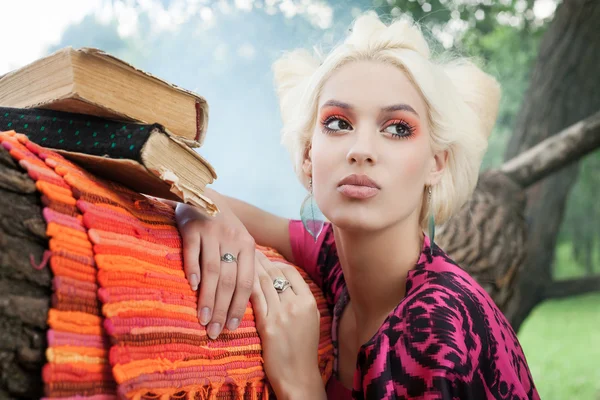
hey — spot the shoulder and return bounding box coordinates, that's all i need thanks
[314,223,346,305]
[406,242,498,320]
[399,244,518,368]
[288,221,344,304]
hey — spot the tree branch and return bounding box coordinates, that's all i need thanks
[500,109,600,188]
[544,275,600,300]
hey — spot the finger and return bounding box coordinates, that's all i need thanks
[250,267,267,321]
[225,247,254,332]
[197,238,220,326]
[255,251,281,312]
[255,250,279,278]
[207,248,239,339]
[181,227,201,291]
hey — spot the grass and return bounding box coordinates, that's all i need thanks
[517,241,600,400]
[518,293,600,399]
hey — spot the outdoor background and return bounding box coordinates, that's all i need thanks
[1,1,598,398]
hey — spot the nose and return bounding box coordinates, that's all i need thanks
[346,129,377,166]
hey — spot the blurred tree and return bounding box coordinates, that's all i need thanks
[501,0,600,329]
[561,152,600,275]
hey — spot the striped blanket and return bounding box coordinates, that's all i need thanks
[0,130,333,400]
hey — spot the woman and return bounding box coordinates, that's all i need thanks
[174,12,540,399]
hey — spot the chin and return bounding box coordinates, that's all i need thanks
[323,204,388,233]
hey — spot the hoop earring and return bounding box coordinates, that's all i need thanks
[300,177,325,242]
[428,186,436,252]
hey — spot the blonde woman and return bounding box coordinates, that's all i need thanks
[173,12,540,399]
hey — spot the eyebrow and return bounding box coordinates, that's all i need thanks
[321,100,419,117]
[382,104,419,117]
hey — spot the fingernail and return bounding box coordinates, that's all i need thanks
[200,307,211,325]
[207,323,221,340]
[189,274,199,290]
[227,318,240,331]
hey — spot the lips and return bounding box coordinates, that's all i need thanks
[338,174,380,188]
[337,174,380,199]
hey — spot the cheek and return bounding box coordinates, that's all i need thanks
[389,142,431,185]
[403,155,428,178]
[310,132,339,178]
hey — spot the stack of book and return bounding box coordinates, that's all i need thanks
[0,47,218,215]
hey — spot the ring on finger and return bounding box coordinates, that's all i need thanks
[220,252,238,263]
[273,277,292,293]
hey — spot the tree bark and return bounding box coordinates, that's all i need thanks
[0,147,50,399]
[503,0,600,331]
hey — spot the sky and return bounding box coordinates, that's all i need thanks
[0,0,337,75]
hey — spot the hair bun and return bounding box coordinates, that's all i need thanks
[272,49,320,124]
[346,12,431,59]
[442,60,501,138]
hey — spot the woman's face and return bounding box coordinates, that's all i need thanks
[304,60,445,233]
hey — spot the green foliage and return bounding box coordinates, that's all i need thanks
[375,0,543,45]
[462,23,545,169]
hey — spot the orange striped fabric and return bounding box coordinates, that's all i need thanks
[0,131,333,400]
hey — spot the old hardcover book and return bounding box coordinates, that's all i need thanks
[0,47,208,146]
[0,106,218,215]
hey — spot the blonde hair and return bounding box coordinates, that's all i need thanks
[273,11,500,228]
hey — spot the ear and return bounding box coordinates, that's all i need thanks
[427,150,448,186]
[301,145,313,179]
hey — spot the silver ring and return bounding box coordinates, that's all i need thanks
[220,253,237,263]
[273,277,291,293]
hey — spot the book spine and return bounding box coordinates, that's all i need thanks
[194,101,202,142]
[0,106,155,161]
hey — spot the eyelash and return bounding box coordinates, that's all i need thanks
[320,116,417,139]
[321,115,351,135]
[383,119,417,139]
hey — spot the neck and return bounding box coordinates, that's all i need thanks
[333,216,423,341]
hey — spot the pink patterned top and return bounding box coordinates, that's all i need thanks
[289,220,540,400]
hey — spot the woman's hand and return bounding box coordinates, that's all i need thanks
[175,196,256,340]
[251,251,326,400]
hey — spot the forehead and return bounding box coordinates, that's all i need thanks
[318,60,427,115]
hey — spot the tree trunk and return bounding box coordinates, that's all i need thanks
[503,0,600,330]
[0,147,50,399]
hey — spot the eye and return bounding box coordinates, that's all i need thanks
[324,117,352,132]
[383,121,416,139]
